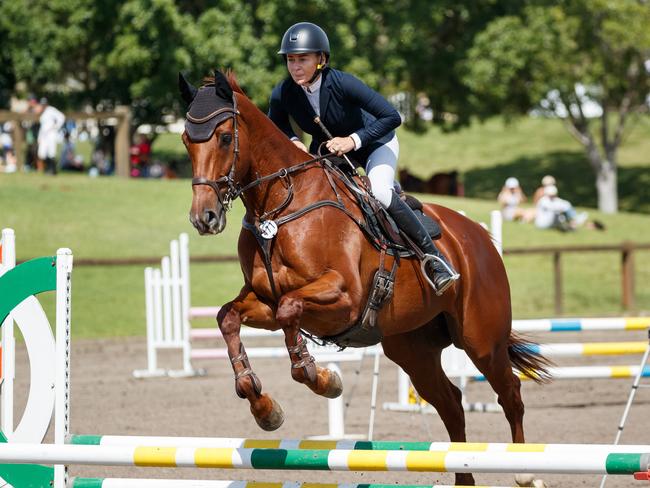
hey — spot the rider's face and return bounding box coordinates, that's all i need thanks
[287,53,322,86]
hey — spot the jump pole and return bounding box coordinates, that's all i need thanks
[67,435,650,453]
[0,444,647,475]
[512,317,650,332]
[70,480,512,488]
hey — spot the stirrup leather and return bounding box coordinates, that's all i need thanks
[420,254,460,296]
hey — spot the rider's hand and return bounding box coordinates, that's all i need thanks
[291,139,309,153]
[326,136,355,156]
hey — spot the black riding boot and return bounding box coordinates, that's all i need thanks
[45,157,57,175]
[386,191,459,295]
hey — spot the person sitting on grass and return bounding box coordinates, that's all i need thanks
[497,177,532,222]
[533,174,557,204]
[534,185,604,232]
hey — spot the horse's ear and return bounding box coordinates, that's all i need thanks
[214,70,233,101]
[178,72,197,105]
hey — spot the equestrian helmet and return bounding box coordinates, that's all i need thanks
[278,22,330,57]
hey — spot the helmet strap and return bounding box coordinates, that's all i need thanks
[307,53,327,84]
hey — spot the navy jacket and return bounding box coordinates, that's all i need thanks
[268,68,401,165]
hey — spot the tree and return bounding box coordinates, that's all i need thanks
[0,0,96,108]
[99,0,197,129]
[462,1,650,213]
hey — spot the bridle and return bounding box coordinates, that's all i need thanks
[188,92,337,216]
[190,95,241,211]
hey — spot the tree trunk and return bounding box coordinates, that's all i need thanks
[586,142,618,214]
[595,159,618,214]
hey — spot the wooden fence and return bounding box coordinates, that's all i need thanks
[503,241,650,314]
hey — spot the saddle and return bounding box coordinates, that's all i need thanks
[323,155,441,257]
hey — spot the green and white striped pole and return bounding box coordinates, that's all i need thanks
[70,480,512,488]
[0,444,647,475]
[69,434,650,455]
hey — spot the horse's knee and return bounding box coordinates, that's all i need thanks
[276,296,304,327]
[217,303,240,334]
[216,302,231,325]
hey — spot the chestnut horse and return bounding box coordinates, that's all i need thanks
[181,71,548,486]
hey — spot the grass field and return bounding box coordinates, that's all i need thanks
[1,173,648,338]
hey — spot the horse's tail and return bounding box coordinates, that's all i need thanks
[507,332,553,384]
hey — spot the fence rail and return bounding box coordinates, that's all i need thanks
[24,242,650,315]
[503,241,650,314]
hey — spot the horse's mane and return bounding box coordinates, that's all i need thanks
[201,70,245,95]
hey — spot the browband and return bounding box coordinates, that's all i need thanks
[186,106,238,124]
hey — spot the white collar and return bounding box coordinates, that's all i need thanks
[301,74,322,94]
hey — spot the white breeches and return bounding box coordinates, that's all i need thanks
[366,134,399,208]
[38,136,58,160]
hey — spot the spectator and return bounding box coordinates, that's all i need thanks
[0,122,17,173]
[535,185,590,231]
[497,177,531,222]
[30,97,65,175]
[533,174,556,204]
[129,134,152,177]
[63,155,85,173]
[89,125,116,175]
[23,121,40,171]
[59,132,84,172]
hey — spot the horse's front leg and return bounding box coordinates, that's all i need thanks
[217,292,284,431]
[277,270,352,399]
[283,328,342,398]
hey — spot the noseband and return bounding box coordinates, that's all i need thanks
[190,95,241,210]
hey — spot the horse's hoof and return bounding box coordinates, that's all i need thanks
[322,369,343,399]
[515,474,546,487]
[253,398,285,431]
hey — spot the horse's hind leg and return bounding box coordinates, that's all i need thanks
[464,340,525,443]
[464,340,541,487]
[382,320,476,487]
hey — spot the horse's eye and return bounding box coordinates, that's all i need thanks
[220,133,233,145]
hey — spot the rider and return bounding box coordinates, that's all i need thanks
[268,22,459,295]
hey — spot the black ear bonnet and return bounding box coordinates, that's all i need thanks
[182,70,236,142]
[184,86,235,142]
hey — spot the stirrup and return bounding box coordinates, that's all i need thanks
[420,254,460,296]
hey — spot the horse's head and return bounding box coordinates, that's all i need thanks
[180,71,242,235]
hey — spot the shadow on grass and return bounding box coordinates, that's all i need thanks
[463,150,650,213]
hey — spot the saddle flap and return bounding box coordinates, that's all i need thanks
[321,162,442,254]
[366,193,442,248]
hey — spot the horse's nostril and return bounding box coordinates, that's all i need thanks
[203,210,221,227]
